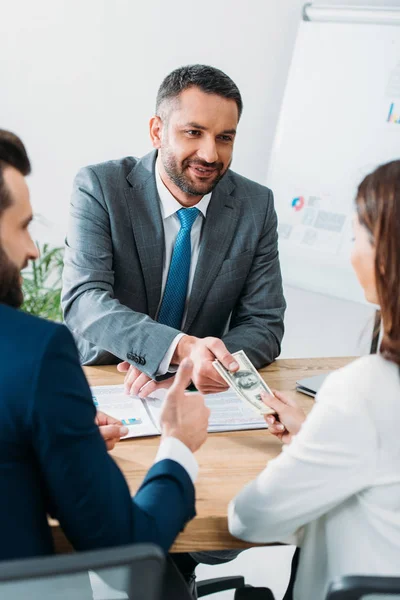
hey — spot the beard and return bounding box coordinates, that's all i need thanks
[0,244,23,308]
[161,147,229,196]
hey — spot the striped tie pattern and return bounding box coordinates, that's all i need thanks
[157,207,200,329]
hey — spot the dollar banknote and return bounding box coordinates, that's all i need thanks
[212,350,275,416]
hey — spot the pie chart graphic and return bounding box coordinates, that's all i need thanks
[291,196,305,212]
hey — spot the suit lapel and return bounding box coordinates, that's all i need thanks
[124,151,164,319]
[184,174,239,331]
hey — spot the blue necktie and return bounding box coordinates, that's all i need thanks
[158,207,199,329]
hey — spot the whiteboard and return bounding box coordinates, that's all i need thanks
[267,10,400,305]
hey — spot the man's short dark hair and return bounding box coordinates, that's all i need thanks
[156,64,243,121]
[0,130,31,215]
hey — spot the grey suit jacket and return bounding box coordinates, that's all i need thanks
[62,150,286,378]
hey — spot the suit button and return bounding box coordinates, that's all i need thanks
[140,357,146,366]
[127,352,140,364]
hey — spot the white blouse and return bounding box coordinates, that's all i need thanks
[228,354,400,600]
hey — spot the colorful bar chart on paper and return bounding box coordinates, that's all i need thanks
[90,384,161,438]
[121,418,143,426]
[387,103,400,124]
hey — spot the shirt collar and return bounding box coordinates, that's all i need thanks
[155,159,211,220]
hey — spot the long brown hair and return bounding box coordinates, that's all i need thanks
[356,160,400,366]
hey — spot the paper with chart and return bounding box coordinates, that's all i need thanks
[266,19,400,304]
[91,385,160,438]
[146,389,267,433]
[91,385,267,440]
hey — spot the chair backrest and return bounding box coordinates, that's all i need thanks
[326,576,400,600]
[0,543,165,600]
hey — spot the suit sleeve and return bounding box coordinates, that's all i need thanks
[61,166,181,377]
[30,324,195,553]
[222,190,286,368]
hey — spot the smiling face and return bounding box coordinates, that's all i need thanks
[150,86,239,206]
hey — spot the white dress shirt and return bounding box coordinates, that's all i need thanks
[154,436,199,483]
[228,354,400,600]
[155,161,212,375]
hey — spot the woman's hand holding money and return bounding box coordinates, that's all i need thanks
[261,390,306,444]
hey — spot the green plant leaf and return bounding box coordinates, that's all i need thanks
[21,242,64,322]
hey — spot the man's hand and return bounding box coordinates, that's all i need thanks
[160,358,210,453]
[117,361,175,398]
[261,390,306,444]
[95,410,129,451]
[172,335,239,394]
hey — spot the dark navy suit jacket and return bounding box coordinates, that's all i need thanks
[0,303,195,561]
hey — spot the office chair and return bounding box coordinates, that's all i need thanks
[0,545,273,600]
[0,543,165,600]
[326,575,400,599]
[197,575,263,596]
[164,558,274,599]
[197,576,274,598]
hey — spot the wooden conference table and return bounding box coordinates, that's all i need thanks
[51,356,353,554]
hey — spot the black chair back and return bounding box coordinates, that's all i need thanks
[326,575,400,600]
[0,543,165,600]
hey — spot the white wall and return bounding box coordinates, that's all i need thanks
[1,0,383,360]
[0,0,304,225]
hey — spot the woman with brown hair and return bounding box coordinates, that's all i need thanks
[228,160,400,600]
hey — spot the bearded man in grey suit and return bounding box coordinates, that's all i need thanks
[62,63,286,596]
[62,64,285,397]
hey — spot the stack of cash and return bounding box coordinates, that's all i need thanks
[213,350,275,416]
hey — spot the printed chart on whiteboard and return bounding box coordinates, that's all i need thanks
[267,16,400,305]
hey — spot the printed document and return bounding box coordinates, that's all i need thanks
[91,385,267,439]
